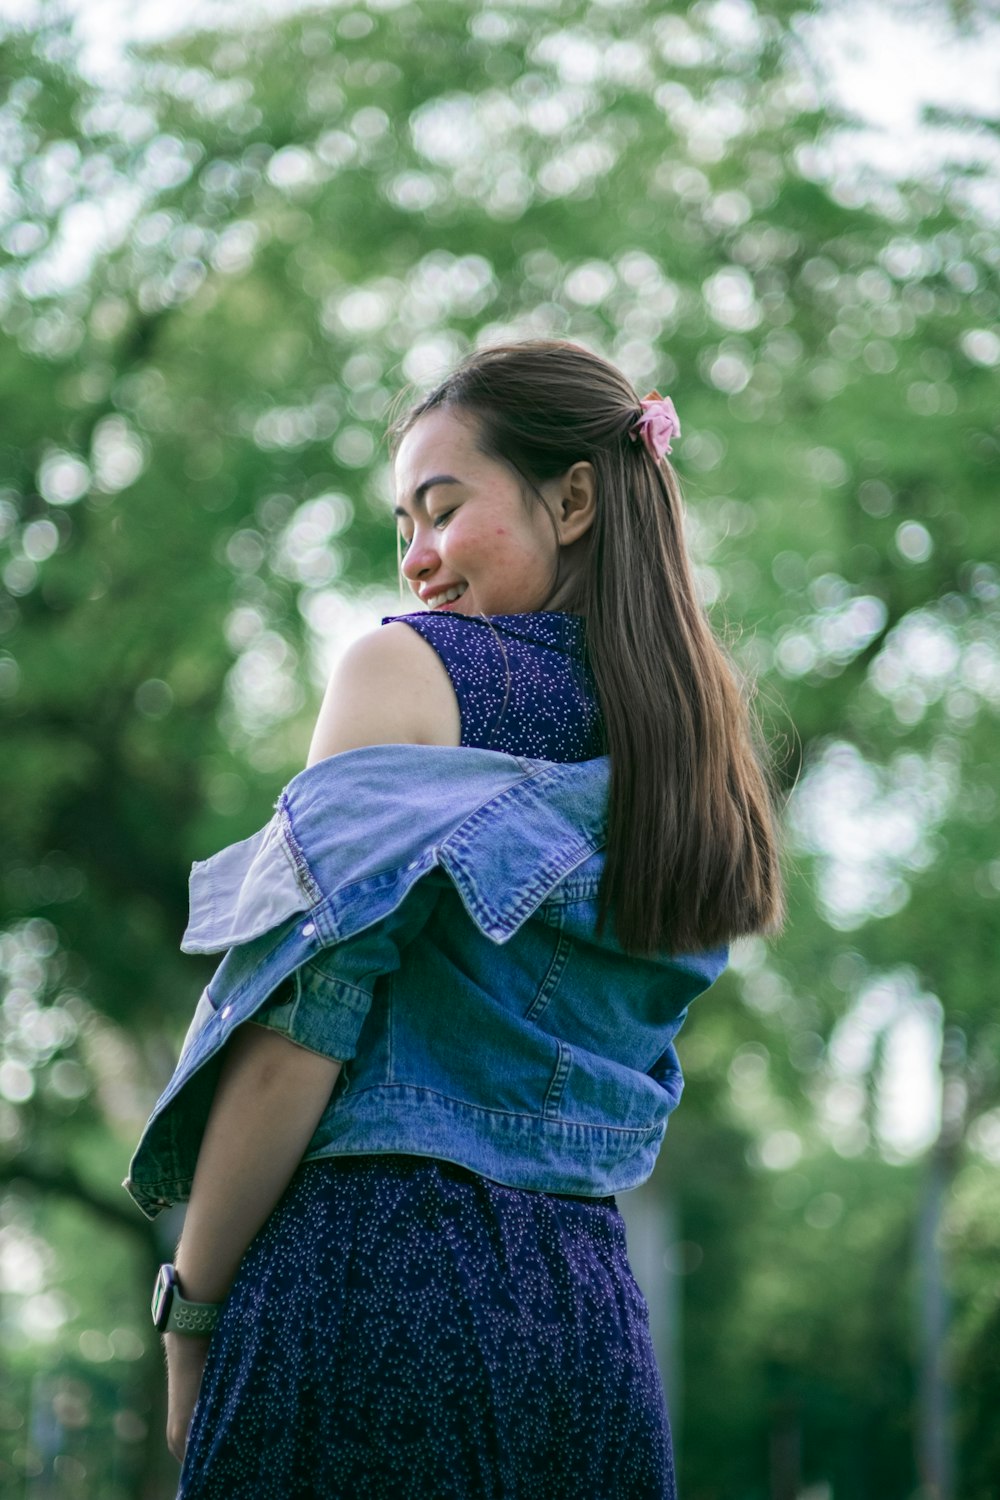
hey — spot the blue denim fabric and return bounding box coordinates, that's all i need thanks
[124,745,727,1218]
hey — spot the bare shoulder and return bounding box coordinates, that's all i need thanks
[306,621,461,765]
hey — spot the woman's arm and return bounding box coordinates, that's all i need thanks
[173,627,457,1306]
[165,1023,341,1460]
[165,623,461,1462]
[174,1023,342,1302]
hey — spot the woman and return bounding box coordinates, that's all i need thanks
[127,339,784,1497]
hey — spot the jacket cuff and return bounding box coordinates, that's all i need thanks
[249,956,372,1062]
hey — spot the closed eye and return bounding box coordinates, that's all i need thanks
[397,508,454,553]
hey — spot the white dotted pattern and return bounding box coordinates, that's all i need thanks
[178,1159,674,1498]
[382,610,605,762]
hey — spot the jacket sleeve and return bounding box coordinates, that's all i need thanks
[241,881,441,1061]
[124,813,445,1219]
[174,783,449,1066]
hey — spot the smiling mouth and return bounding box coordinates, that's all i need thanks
[425,583,469,609]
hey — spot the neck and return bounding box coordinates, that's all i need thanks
[543,538,590,614]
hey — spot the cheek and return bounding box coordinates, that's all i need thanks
[447,516,545,574]
[489,527,540,568]
[454,522,511,563]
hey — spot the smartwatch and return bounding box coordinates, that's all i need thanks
[151,1263,221,1336]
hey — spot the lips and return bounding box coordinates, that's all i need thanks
[423,582,469,609]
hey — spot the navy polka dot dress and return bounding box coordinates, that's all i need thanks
[384,610,606,762]
[177,613,674,1500]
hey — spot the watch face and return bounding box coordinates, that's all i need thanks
[151,1263,175,1331]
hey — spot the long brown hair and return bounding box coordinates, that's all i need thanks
[387,339,785,958]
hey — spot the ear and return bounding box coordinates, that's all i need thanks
[553,461,596,546]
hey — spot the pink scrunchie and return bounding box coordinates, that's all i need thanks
[629,391,681,462]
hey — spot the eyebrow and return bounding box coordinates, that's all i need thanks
[392,474,461,519]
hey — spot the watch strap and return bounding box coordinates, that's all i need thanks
[152,1263,221,1336]
[165,1293,221,1336]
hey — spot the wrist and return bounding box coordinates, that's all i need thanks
[175,1242,237,1307]
[173,1266,231,1306]
[152,1264,223,1337]
[164,1327,212,1353]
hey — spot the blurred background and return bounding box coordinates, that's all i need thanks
[0,0,998,1495]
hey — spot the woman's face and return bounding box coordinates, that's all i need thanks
[393,408,564,616]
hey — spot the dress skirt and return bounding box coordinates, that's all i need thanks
[177,1155,675,1499]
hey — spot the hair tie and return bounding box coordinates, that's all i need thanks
[629,391,681,462]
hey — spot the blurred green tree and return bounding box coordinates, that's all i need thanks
[1,0,997,1495]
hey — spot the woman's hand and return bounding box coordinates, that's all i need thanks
[165,1331,211,1464]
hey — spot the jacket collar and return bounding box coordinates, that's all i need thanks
[182,745,610,954]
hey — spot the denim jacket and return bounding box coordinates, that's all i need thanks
[125,745,728,1219]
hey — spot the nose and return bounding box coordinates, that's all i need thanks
[400,528,438,581]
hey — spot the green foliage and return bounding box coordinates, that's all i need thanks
[1,1,998,1495]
